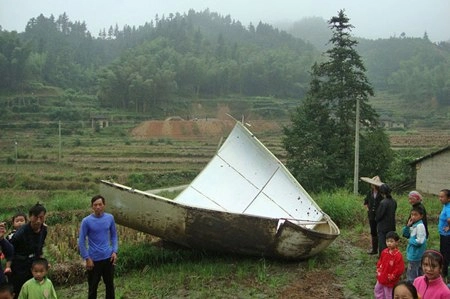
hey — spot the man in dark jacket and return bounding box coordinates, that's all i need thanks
[376,184,397,255]
[9,203,47,298]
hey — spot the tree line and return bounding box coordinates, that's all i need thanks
[1,9,449,112]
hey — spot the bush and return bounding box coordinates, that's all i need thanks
[385,148,426,186]
[315,189,366,228]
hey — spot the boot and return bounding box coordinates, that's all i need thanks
[367,236,377,255]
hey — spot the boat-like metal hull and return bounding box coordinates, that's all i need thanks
[101,122,339,259]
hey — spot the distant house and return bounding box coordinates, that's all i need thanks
[391,121,406,129]
[91,115,109,129]
[380,117,406,129]
[410,145,450,195]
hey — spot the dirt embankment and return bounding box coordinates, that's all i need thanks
[131,118,283,140]
[389,133,450,148]
[131,116,450,149]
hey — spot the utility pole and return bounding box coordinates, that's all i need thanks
[58,120,61,163]
[353,97,360,195]
[15,140,18,173]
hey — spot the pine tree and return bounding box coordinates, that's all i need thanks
[283,9,392,192]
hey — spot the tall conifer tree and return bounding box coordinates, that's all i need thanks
[283,10,392,192]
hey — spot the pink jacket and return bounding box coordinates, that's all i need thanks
[413,275,450,299]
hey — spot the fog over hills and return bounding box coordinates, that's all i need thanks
[1,0,449,42]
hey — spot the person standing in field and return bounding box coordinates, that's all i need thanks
[374,231,405,299]
[17,258,57,299]
[78,195,118,299]
[437,189,450,282]
[6,213,27,242]
[402,205,427,282]
[405,191,429,239]
[9,203,47,299]
[361,175,384,255]
[376,184,397,255]
[413,250,450,299]
[0,222,14,284]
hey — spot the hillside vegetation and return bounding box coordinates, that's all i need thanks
[1,9,450,298]
[0,9,449,127]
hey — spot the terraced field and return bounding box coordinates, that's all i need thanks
[388,130,450,149]
[0,119,286,193]
[2,117,449,194]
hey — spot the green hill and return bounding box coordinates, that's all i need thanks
[0,9,449,131]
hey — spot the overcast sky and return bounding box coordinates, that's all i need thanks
[1,0,449,42]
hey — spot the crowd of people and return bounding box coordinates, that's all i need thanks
[0,195,118,299]
[362,175,450,299]
[3,181,450,298]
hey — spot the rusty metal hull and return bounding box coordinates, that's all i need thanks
[101,181,338,259]
[101,122,339,259]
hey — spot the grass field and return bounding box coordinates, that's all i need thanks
[0,116,448,298]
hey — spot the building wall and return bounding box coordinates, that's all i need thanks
[415,150,450,195]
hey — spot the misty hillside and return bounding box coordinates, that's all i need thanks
[0,9,449,127]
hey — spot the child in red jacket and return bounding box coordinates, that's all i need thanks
[375,231,405,299]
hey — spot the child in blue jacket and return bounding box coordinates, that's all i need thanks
[402,205,427,282]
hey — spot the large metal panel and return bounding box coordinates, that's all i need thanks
[175,155,260,212]
[176,122,322,223]
[100,122,340,260]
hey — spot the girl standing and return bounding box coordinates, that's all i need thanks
[413,250,450,299]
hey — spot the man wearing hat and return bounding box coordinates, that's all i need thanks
[361,176,384,255]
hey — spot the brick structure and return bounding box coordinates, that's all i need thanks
[411,145,450,195]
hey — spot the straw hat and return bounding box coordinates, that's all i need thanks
[360,176,383,186]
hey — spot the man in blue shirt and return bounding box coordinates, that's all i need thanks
[438,189,450,282]
[78,195,118,299]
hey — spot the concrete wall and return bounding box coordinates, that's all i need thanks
[415,150,450,194]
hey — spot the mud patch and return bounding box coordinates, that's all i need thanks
[279,270,344,299]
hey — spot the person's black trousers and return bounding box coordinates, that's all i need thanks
[10,258,33,299]
[440,234,450,279]
[88,258,115,299]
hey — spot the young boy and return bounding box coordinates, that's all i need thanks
[405,191,428,238]
[17,258,57,299]
[374,231,405,299]
[402,205,427,283]
[6,213,27,241]
[0,283,14,299]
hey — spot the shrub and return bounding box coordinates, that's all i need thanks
[385,148,426,186]
[315,189,366,228]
